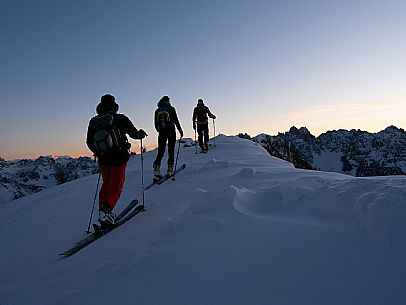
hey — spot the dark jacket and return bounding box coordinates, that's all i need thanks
[87,100,142,167]
[154,99,183,134]
[193,104,215,125]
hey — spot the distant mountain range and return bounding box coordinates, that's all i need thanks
[239,126,406,177]
[0,156,98,204]
[244,125,406,177]
[3,127,406,204]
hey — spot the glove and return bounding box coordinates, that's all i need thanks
[179,130,184,138]
[138,129,148,139]
[193,124,196,130]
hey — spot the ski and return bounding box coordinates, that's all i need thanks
[157,163,186,184]
[144,177,162,190]
[59,199,143,257]
[114,199,140,222]
[144,163,186,190]
[143,179,160,191]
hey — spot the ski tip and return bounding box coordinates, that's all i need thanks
[59,251,73,257]
[130,199,139,206]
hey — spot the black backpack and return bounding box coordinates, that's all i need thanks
[156,106,172,132]
[195,106,208,122]
[89,114,123,154]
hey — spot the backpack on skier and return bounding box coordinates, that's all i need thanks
[194,106,208,123]
[89,113,122,154]
[156,106,172,132]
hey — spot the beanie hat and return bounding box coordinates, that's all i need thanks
[161,95,170,102]
[101,94,116,104]
[96,94,119,114]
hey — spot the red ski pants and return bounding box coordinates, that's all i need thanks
[99,163,127,210]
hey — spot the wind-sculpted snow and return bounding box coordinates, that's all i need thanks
[185,187,236,222]
[232,186,285,218]
[319,177,406,243]
[1,135,406,305]
[231,174,406,243]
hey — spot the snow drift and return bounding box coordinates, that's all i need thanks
[1,136,405,305]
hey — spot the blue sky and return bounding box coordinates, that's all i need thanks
[1,0,406,159]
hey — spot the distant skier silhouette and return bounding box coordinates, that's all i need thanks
[193,98,216,152]
[153,95,183,181]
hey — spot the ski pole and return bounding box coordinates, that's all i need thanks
[194,126,198,154]
[172,136,182,181]
[86,170,101,233]
[213,118,216,147]
[140,138,145,210]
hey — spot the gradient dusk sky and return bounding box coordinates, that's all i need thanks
[1,0,406,160]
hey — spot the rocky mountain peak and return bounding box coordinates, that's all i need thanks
[253,125,406,177]
[0,156,99,204]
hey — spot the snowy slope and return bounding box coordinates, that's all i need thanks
[1,136,406,305]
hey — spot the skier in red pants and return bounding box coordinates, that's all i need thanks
[86,94,147,228]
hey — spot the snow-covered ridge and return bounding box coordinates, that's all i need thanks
[1,135,406,305]
[0,155,98,204]
[252,125,406,176]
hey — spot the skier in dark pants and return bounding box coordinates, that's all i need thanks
[153,95,183,180]
[193,98,216,152]
[86,94,147,228]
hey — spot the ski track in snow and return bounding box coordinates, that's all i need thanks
[1,136,406,305]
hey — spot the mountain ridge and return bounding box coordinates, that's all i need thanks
[0,155,98,204]
[248,125,406,176]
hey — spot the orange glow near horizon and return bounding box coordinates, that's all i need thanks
[226,100,406,138]
[3,101,405,161]
[1,143,160,161]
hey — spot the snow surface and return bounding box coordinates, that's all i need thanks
[311,149,350,174]
[1,135,406,305]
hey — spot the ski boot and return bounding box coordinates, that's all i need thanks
[98,203,115,230]
[153,163,162,182]
[166,164,174,176]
